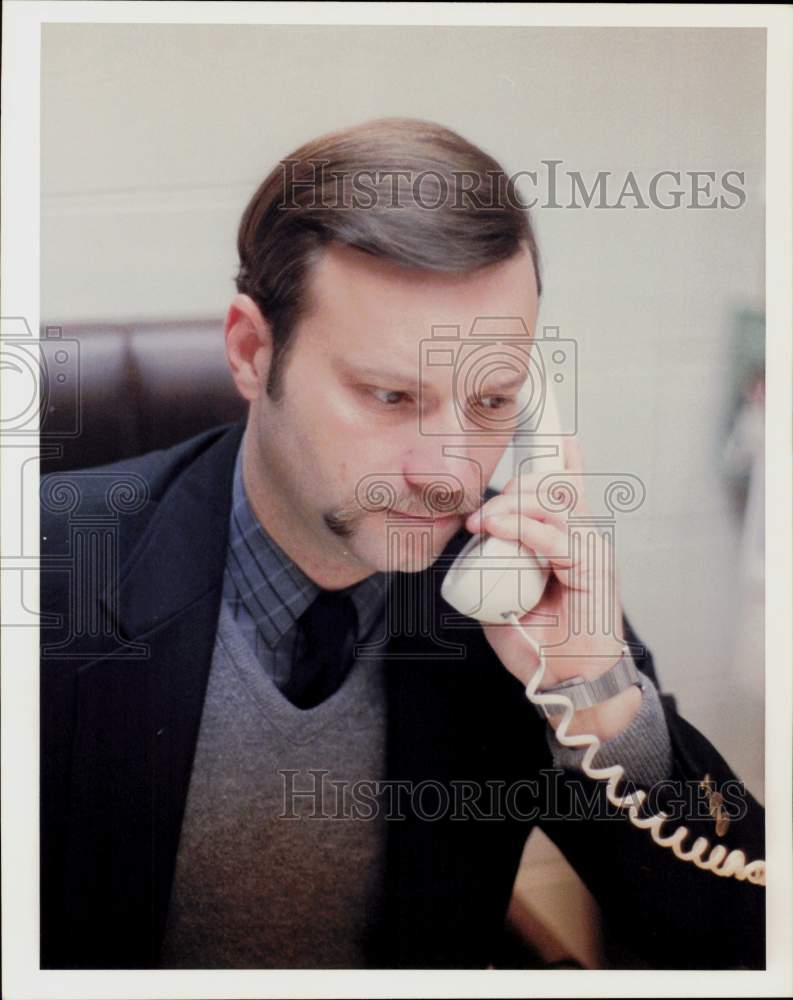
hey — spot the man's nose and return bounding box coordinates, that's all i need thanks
[401,440,478,516]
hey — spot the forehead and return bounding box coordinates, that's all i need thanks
[300,243,539,359]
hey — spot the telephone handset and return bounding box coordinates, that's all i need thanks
[441,382,565,623]
[439,386,766,886]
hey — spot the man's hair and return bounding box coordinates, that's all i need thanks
[235,117,541,400]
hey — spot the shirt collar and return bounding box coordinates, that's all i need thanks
[225,439,388,650]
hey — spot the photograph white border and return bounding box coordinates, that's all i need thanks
[2,3,791,998]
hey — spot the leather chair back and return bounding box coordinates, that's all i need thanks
[40,320,246,474]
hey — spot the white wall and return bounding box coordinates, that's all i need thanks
[41,23,766,796]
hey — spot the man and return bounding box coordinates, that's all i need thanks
[40,118,765,970]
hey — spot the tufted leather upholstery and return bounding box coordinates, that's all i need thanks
[40,320,246,474]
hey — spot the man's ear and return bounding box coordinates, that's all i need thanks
[225,293,272,402]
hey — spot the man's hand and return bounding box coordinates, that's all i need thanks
[464,438,642,742]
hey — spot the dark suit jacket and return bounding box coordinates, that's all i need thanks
[40,421,765,970]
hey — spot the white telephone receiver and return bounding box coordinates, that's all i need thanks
[441,384,565,623]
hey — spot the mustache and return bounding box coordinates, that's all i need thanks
[324,485,486,538]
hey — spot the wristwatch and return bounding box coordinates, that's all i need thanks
[534,649,643,718]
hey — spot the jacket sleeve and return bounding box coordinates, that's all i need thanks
[535,614,765,970]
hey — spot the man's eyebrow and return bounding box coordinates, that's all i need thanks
[342,363,426,387]
[476,371,527,392]
[341,362,527,392]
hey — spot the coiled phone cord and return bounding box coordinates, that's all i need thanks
[507,613,766,886]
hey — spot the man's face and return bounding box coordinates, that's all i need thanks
[246,242,540,583]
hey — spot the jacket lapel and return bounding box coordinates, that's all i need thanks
[63,422,244,966]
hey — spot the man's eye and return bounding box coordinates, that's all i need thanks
[371,388,410,407]
[478,395,516,411]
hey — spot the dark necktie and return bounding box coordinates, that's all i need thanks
[282,589,359,709]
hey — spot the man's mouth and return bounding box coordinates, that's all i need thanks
[387,510,461,522]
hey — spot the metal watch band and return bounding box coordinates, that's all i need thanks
[535,650,643,718]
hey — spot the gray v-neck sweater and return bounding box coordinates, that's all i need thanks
[159,602,388,968]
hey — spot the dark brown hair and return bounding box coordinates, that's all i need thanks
[236,117,541,399]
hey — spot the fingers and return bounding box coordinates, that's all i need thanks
[465,492,569,536]
[478,512,579,577]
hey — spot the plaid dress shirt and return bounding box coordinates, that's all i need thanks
[222,441,389,697]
